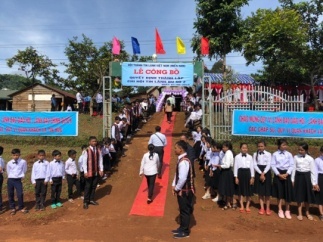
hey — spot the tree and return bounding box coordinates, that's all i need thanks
[7,46,59,111]
[0,74,37,90]
[279,0,323,109]
[240,8,309,86]
[191,0,249,78]
[210,59,226,73]
[62,34,130,96]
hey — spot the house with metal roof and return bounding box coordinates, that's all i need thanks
[9,83,76,111]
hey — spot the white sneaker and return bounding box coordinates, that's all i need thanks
[202,194,211,199]
[212,196,219,202]
[102,175,108,180]
[68,198,74,203]
[97,184,101,188]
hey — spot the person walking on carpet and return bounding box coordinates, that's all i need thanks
[148,126,167,179]
[139,144,160,204]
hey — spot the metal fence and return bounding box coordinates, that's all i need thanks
[206,85,304,140]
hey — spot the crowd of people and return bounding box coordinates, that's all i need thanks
[190,127,323,222]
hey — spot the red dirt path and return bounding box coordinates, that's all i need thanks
[0,112,323,241]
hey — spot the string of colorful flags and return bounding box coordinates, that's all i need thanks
[111,28,209,56]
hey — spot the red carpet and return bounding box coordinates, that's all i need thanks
[129,113,176,216]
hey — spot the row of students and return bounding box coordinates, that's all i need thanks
[198,138,323,221]
[0,136,108,215]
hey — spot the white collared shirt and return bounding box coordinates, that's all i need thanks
[148,132,167,147]
[253,150,272,174]
[291,154,316,184]
[139,152,160,176]
[271,150,294,175]
[234,153,254,177]
[48,159,65,181]
[172,153,189,191]
[7,158,27,179]
[65,157,79,176]
[220,150,234,169]
[209,152,220,171]
[31,159,50,184]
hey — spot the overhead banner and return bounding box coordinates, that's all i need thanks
[0,111,78,136]
[121,62,193,86]
[232,110,323,138]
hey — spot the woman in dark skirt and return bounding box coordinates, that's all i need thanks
[314,146,323,221]
[234,143,254,213]
[271,139,294,219]
[253,140,272,215]
[208,141,222,201]
[291,142,316,221]
[217,141,235,210]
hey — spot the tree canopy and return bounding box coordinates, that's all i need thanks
[191,0,248,68]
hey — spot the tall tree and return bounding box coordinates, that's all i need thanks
[191,0,249,78]
[7,46,58,111]
[279,0,323,109]
[241,8,309,86]
[62,34,130,96]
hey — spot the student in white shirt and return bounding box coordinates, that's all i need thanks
[48,150,65,209]
[216,141,235,210]
[201,137,213,200]
[253,140,272,215]
[184,104,203,127]
[96,92,103,115]
[31,150,50,211]
[78,145,87,195]
[234,143,254,213]
[292,142,316,221]
[65,149,81,203]
[208,142,222,202]
[139,144,160,204]
[7,148,28,214]
[271,138,294,219]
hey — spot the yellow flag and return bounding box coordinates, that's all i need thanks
[176,37,186,54]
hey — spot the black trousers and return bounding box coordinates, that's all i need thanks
[51,177,62,204]
[84,175,99,204]
[177,191,194,235]
[78,102,83,113]
[66,174,81,199]
[145,174,157,199]
[154,146,164,176]
[0,174,3,209]
[35,179,47,206]
[166,112,172,122]
[7,178,24,210]
[103,154,111,172]
[79,172,85,193]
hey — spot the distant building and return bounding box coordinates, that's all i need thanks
[0,88,16,110]
[9,83,76,111]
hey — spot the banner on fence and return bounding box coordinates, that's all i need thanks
[232,110,323,138]
[0,111,78,136]
[121,62,193,86]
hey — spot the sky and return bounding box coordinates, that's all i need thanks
[0,0,305,79]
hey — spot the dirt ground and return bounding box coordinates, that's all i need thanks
[0,112,323,242]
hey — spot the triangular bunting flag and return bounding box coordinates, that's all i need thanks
[155,28,166,54]
[176,37,186,54]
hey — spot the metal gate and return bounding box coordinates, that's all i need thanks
[206,86,304,140]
